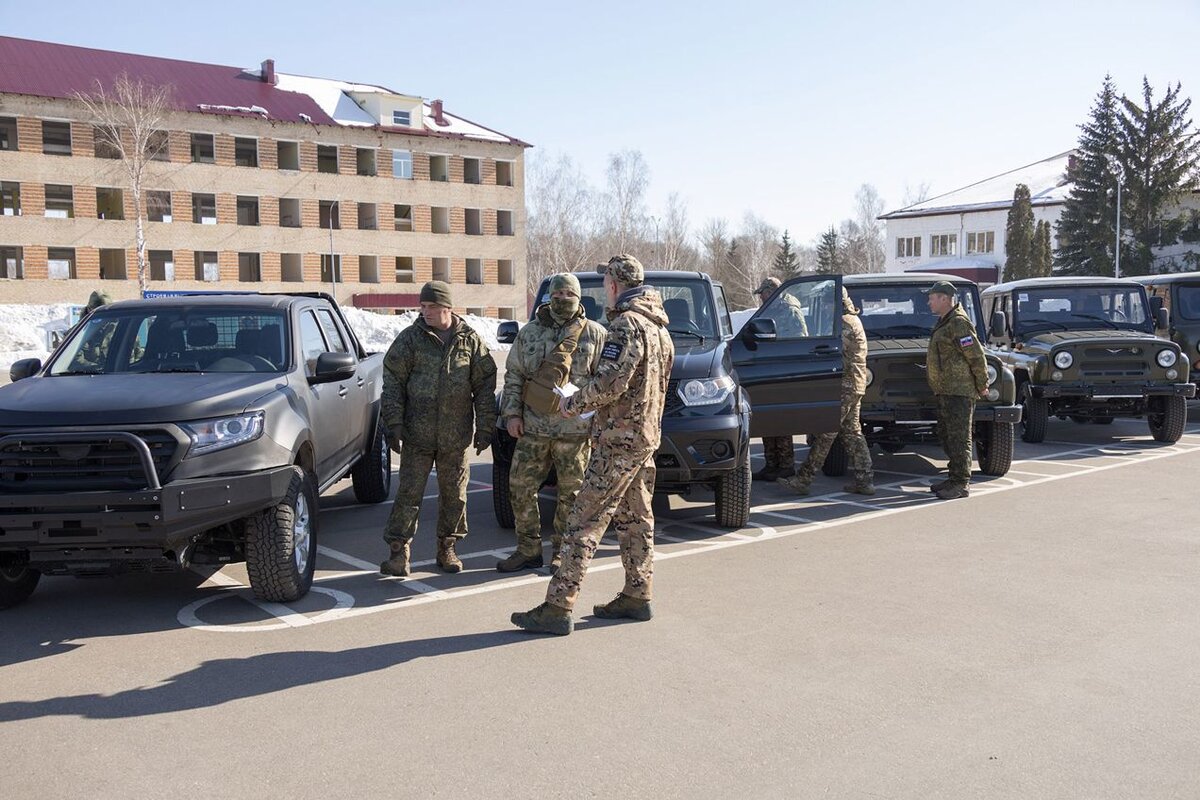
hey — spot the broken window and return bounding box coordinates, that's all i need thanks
[320,254,342,282]
[356,148,377,176]
[149,249,174,281]
[429,154,449,182]
[392,149,412,179]
[431,257,450,282]
[42,121,72,156]
[44,185,74,218]
[238,252,261,282]
[1,182,19,216]
[394,204,412,232]
[464,158,481,184]
[190,133,215,163]
[234,137,258,167]
[48,247,76,279]
[0,117,17,151]
[495,160,514,187]
[237,196,260,226]
[466,259,483,285]
[99,248,127,279]
[497,307,516,321]
[319,200,340,230]
[498,259,514,286]
[281,253,304,282]
[96,187,125,220]
[431,206,450,234]
[192,193,217,225]
[0,245,22,279]
[317,145,338,174]
[279,198,301,228]
[147,191,172,222]
[194,251,219,282]
[465,208,482,235]
[465,307,485,317]
[94,127,122,159]
[359,255,380,283]
[358,202,377,230]
[277,140,300,170]
[395,256,414,283]
[497,209,514,236]
[148,130,170,161]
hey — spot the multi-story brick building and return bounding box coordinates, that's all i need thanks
[0,36,528,318]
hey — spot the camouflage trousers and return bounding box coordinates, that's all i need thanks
[798,394,872,482]
[762,436,795,470]
[546,446,656,612]
[510,433,591,557]
[384,443,468,544]
[936,395,976,486]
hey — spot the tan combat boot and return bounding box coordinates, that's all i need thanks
[380,540,410,577]
[778,473,812,495]
[843,474,876,496]
[593,593,653,621]
[437,538,463,573]
[511,602,573,636]
[496,545,543,573]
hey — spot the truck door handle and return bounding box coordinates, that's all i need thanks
[356,377,365,387]
[338,386,349,398]
[813,345,837,354]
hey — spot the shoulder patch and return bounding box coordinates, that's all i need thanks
[600,341,624,361]
[959,334,975,348]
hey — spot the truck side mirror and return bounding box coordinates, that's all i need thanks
[9,357,42,382]
[497,320,519,345]
[1155,307,1169,330]
[990,311,1007,339]
[744,318,777,341]
[309,351,357,384]
[1148,295,1164,315]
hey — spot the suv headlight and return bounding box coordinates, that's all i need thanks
[679,375,734,407]
[986,364,998,385]
[180,411,265,457]
[1156,349,1177,368]
[864,367,874,387]
[1053,351,1074,369]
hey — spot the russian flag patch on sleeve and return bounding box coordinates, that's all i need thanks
[959,335,975,348]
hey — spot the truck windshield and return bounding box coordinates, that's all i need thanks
[1013,286,1149,334]
[849,284,980,338]
[540,278,724,340]
[1175,285,1200,321]
[48,308,289,375]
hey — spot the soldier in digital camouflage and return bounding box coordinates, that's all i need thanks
[751,276,804,481]
[379,280,497,575]
[511,254,674,636]
[925,280,989,500]
[779,287,875,496]
[495,272,607,573]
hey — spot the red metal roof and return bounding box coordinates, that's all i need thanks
[0,36,336,126]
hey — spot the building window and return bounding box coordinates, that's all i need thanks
[465,307,485,317]
[495,160,514,187]
[1,182,19,216]
[466,258,483,285]
[96,188,125,220]
[147,191,172,222]
[358,202,377,230]
[0,117,17,150]
[394,204,412,231]
[359,255,380,283]
[149,249,174,281]
[930,234,957,257]
[392,109,411,126]
[465,208,482,235]
[395,256,414,283]
[194,251,219,282]
[281,253,304,282]
[99,248,127,280]
[237,196,260,226]
[429,155,449,182]
[192,194,217,225]
[497,209,514,236]
[319,200,340,230]
[497,307,516,321]
[279,198,301,228]
[464,157,481,184]
[44,185,74,219]
[42,121,72,156]
[317,145,338,174]
[0,245,23,279]
[967,231,995,254]
[498,259,514,286]
[234,137,258,167]
[356,148,377,176]
[190,133,215,163]
[238,253,261,282]
[896,236,921,258]
[392,149,412,179]
[320,254,342,282]
[94,127,121,159]
[148,130,170,161]
[432,257,450,282]
[277,140,300,171]
[431,207,450,234]
[48,247,76,279]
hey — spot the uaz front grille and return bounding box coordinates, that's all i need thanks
[0,430,178,493]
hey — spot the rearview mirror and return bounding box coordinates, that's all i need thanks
[497,320,519,345]
[1148,295,1164,315]
[1155,307,1169,330]
[990,311,1007,339]
[9,357,42,382]
[745,318,777,341]
[309,351,356,384]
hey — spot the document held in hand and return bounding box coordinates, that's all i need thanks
[554,382,595,420]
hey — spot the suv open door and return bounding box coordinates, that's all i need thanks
[730,274,844,436]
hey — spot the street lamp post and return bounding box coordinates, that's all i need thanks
[1105,155,1123,279]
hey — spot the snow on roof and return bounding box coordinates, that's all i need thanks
[420,102,512,143]
[881,151,1075,219]
[272,72,385,127]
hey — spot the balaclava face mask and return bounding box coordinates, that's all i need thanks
[549,295,580,321]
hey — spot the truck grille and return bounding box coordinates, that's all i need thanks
[876,360,929,401]
[0,430,178,493]
[1079,352,1149,379]
[664,379,684,415]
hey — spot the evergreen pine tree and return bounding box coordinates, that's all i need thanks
[1004,184,1035,281]
[1032,220,1053,277]
[1055,76,1121,276]
[816,227,841,272]
[773,229,800,276]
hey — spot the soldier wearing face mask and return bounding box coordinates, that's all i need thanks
[495,273,608,573]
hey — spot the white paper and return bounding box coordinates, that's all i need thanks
[555,382,594,419]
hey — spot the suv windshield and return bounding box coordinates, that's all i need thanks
[849,283,980,338]
[49,307,290,375]
[559,278,724,340]
[1013,286,1149,334]
[1175,285,1200,321]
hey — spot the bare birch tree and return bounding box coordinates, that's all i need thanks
[74,74,172,294]
[601,149,650,254]
[658,192,693,270]
[526,152,598,294]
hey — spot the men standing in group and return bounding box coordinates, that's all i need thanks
[495,273,606,574]
[779,288,874,496]
[751,276,807,482]
[511,254,674,636]
[925,281,989,500]
[380,280,497,576]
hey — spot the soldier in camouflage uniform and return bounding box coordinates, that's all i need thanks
[495,273,607,573]
[779,288,874,496]
[380,281,497,575]
[511,254,674,636]
[752,277,806,481]
[925,281,989,500]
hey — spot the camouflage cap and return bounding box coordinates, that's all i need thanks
[924,280,958,297]
[755,277,782,296]
[548,272,582,298]
[603,254,644,287]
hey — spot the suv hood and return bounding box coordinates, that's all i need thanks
[669,339,722,380]
[1021,329,1166,351]
[866,337,930,355]
[0,372,286,426]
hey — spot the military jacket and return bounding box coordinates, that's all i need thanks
[382,315,498,451]
[501,304,607,439]
[842,313,869,394]
[926,305,988,397]
[566,288,674,456]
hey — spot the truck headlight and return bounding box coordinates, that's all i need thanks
[1053,351,1073,369]
[1156,349,1177,368]
[679,375,734,407]
[865,367,874,387]
[181,411,265,457]
[986,364,998,385]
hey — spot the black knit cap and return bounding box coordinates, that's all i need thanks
[420,280,453,308]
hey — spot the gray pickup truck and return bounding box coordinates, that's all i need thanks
[0,292,391,609]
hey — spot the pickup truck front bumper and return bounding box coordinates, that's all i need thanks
[1029,382,1196,400]
[862,404,1023,425]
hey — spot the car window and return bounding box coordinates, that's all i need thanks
[299,311,328,376]
[315,308,349,353]
[760,279,836,339]
[1014,287,1149,332]
[714,286,734,338]
[548,278,720,339]
[849,284,978,338]
[1176,285,1200,321]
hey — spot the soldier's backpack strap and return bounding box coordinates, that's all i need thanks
[522,317,587,415]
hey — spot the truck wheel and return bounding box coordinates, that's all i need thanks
[975,421,1014,476]
[492,457,515,529]
[1093,417,1114,425]
[1148,395,1186,443]
[820,435,848,477]
[351,424,392,504]
[245,467,317,603]
[1021,388,1048,443]
[0,565,40,610]
[714,448,751,529]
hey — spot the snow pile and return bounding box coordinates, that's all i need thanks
[340,308,511,353]
[0,303,75,374]
[731,308,755,334]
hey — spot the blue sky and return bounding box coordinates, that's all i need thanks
[4,0,1197,243]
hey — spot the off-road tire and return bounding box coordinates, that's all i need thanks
[975,420,1014,476]
[1021,387,1048,443]
[246,467,317,603]
[820,435,848,477]
[492,457,515,529]
[714,448,751,529]
[0,565,40,610]
[1093,416,1114,425]
[1148,395,1186,443]
[351,423,392,504]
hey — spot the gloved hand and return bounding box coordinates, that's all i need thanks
[386,426,404,454]
[473,430,493,455]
